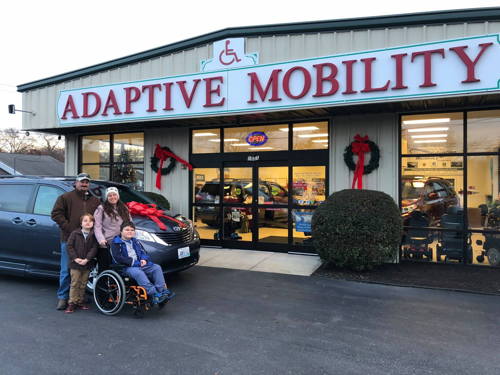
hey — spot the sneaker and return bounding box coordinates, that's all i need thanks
[56,299,68,311]
[78,304,90,310]
[151,293,160,305]
[161,289,176,301]
[64,303,76,314]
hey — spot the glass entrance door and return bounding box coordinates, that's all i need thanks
[220,163,290,249]
[193,163,326,252]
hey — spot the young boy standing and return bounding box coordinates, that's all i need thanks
[65,214,98,313]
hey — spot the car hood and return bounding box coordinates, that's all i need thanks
[132,214,188,233]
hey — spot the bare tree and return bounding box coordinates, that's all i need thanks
[0,128,35,153]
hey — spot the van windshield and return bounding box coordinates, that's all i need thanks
[90,182,157,206]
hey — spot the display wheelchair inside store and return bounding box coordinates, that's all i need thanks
[91,260,169,317]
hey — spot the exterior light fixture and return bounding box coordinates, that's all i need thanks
[8,104,36,116]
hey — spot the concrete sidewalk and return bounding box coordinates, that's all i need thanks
[197,247,322,276]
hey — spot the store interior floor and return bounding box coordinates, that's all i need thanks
[197,247,322,276]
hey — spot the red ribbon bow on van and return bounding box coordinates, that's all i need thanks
[126,201,186,231]
[351,134,371,190]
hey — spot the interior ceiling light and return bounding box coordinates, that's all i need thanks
[407,127,450,133]
[413,139,447,143]
[249,146,273,150]
[403,118,451,125]
[312,139,329,143]
[194,132,217,137]
[411,134,448,139]
[231,143,250,146]
[298,133,329,138]
[208,138,239,142]
[280,126,319,132]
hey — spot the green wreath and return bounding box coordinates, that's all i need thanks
[343,140,380,174]
[150,146,177,175]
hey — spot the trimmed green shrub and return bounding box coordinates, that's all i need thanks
[312,189,402,271]
[143,191,171,211]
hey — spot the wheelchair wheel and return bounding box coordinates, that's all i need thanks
[85,264,99,294]
[93,270,126,316]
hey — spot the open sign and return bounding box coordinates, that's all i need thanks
[246,131,268,146]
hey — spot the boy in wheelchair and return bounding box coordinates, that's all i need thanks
[110,222,175,304]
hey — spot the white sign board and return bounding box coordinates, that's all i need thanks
[57,34,500,126]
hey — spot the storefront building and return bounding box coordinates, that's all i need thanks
[18,8,500,265]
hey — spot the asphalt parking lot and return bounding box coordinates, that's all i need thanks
[0,267,499,375]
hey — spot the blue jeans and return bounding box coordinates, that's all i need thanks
[57,242,70,300]
[125,263,166,296]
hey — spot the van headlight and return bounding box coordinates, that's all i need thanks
[135,229,170,246]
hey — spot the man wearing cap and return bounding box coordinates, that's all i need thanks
[51,173,100,310]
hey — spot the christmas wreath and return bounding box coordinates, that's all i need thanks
[150,145,176,175]
[343,134,380,189]
[151,144,193,189]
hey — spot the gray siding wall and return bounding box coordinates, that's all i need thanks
[144,127,190,216]
[330,113,398,200]
[64,134,78,176]
[23,21,500,131]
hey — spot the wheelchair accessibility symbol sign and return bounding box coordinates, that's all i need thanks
[201,38,259,72]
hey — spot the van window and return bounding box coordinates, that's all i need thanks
[34,185,65,215]
[0,184,34,213]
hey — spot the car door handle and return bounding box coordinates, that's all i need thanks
[26,219,37,226]
[11,217,23,225]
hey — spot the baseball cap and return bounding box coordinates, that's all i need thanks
[76,173,91,182]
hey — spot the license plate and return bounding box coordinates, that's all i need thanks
[178,246,190,259]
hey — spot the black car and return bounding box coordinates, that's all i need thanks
[0,176,200,285]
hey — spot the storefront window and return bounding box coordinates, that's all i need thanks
[82,135,110,163]
[292,121,329,150]
[193,168,220,203]
[80,133,144,190]
[81,164,110,181]
[401,156,463,227]
[224,124,288,152]
[401,109,500,266]
[192,129,221,154]
[467,110,500,153]
[113,133,144,162]
[401,112,463,155]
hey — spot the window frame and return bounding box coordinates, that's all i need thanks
[79,132,145,189]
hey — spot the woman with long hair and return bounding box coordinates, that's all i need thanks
[94,186,132,269]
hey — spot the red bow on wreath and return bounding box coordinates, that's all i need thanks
[154,144,193,189]
[351,134,371,190]
[126,201,186,231]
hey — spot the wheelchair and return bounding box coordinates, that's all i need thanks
[92,261,169,317]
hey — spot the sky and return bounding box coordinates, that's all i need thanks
[1,0,499,130]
